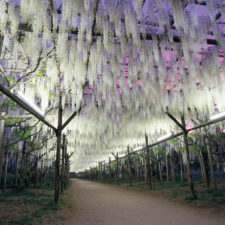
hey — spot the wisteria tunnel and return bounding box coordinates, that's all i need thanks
[0,0,225,224]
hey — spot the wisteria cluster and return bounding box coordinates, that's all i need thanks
[0,0,225,171]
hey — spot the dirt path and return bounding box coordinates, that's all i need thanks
[66,179,225,225]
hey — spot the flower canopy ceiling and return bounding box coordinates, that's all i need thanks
[0,0,225,171]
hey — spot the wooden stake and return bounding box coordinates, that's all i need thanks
[145,134,152,190]
[127,146,132,186]
[170,153,175,182]
[34,156,39,188]
[181,115,197,199]
[205,137,217,190]
[0,120,5,184]
[144,157,147,183]
[116,153,119,184]
[98,162,101,180]
[55,94,62,203]
[19,141,26,186]
[61,134,66,193]
[179,153,183,182]
[109,157,111,184]
[165,153,169,182]
[135,158,139,182]
[40,159,43,186]
[157,152,163,183]
[15,152,18,186]
[103,162,106,181]
[3,151,8,192]
[166,112,196,199]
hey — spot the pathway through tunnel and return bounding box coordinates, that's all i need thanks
[64,179,225,225]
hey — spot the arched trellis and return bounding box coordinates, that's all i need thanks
[0,82,82,202]
[0,0,225,203]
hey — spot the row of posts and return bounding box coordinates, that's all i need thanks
[82,121,218,200]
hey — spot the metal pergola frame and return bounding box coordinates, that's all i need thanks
[0,0,224,201]
[95,112,225,165]
[0,83,81,203]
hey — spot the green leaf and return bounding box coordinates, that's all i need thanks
[7,76,15,85]
[37,70,45,77]
[168,139,178,145]
[154,146,166,155]
[189,145,199,154]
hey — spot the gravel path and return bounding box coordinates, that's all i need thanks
[67,179,225,225]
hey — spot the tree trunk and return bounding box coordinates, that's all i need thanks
[3,152,8,192]
[0,35,4,56]
[116,153,119,184]
[108,157,111,183]
[98,162,100,181]
[55,95,62,204]
[198,135,209,187]
[100,163,103,181]
[145,134,152,190]
[158,156,163,183]
[199,150,206,184]
[166,153,169,182]
[144,158,147,183]
[109,157,111,183]
[180,153,183,182]
[127,146,132,186]
[205,137,217,190]
[136,158,139,182]
[181,115,197,199]
[40,159,43,186]
[24,153,30,188]
[103,163,106,181]
[67,154,71,183]
[170,153,175,182]
[34,157,39,188]
[61,134,66,193]
[15,152,19,187]
[0,120,5,185]
[19,141,26,186]
[64,145,69,187]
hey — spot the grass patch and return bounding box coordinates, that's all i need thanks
[185,195,196,202]
[87,178,225,210]
[172,191,178,198]
[0,185,66,225]
[9,217,33,225]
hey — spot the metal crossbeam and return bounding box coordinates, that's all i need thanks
[0,83,57,132]
[100,113,225,166]
[165,111,186,131]
[61,106,83,132]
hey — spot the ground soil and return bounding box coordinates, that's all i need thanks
[1,179,225,225]
[47,179,225,225]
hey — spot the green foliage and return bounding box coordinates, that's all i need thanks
[8,217,33,225]
[15,127,31,139]
[154,146,166,155]
[5,118,22,126]
[37,70,45,77]
[189,145,199,154]
[8,76,14,85]
[8,99,18,108]
[168,139,178,146]
[0,98,17,111]
[185,195,196,201]
[0,182,66,225]
[40,179,55,190]
[133,153,143,160]
[37,61,47,77]
[188,133,199,138]
[110,161,116,169]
